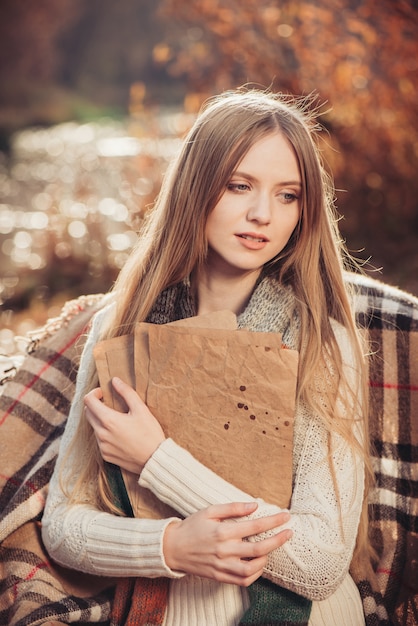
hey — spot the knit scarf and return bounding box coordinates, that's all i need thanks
[109,277,312,626]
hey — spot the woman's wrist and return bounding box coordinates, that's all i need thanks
[162,519,184,572]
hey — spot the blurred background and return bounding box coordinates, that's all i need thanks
[0,0,417,357]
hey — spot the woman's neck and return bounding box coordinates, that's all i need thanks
[193,268,262,316]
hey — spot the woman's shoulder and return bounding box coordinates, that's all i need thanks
[329,317,349,341]
[73,295,117,377]
[329,317,360,372]
[88,294,117,336]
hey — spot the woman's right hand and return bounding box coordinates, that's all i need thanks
[163,501,292,586]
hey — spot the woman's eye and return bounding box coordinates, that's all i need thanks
[280,192,299,204]
[227,182,250,193]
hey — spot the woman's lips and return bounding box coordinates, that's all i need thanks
[235,232,269,250]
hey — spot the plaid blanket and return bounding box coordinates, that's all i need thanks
[0,274,417,625]
[0,295,115,626]
[348,274,418,626]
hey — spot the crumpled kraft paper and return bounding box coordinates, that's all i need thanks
[93,311,298,519]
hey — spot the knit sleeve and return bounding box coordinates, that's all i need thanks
[262,413,364,600]
[139,322,365,601]
[260,321,365,600]
[41,307,184,580]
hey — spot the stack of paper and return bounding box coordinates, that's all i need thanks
[94,311,298,518]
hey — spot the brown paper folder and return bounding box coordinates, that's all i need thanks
[93,311,298,519]
[94,333,134,412]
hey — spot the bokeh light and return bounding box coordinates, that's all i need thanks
[0,113,188,356]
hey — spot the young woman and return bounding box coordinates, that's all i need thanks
[42,88,372,625]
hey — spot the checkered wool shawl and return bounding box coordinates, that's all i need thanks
[0,273,417,626]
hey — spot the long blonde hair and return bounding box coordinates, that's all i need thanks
[67,87,374,572]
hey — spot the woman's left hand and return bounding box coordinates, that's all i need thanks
[84,377,166,474]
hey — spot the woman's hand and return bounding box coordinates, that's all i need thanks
[163,502,293,586]
[84,377,165,474]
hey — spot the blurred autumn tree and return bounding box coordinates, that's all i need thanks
[157,0,418,291]
[0,0,416,293]
[0,0,185,136]
[0,0,85,131]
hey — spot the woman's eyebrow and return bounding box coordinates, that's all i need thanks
[279,181,302,188]
[232,170,302,187]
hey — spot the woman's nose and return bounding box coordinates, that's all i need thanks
[246,194,271,224]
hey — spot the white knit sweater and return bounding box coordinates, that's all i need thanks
[42,279,365,626]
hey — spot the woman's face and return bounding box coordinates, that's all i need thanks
[204,131,301,280]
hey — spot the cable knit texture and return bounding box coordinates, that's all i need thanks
[42,276,365,625]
